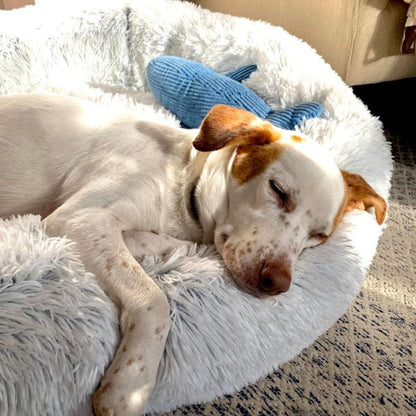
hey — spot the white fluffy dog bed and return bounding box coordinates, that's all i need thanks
[0,1,392,415]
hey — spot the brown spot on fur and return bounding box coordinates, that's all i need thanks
[105,256,115,272]
[228,245,236,255]
[101,234,107,239]
[155,326,167,340]
[232,142,282,184]
[129,324,135,332]
[100,382,111,394]
[140,366,146,372]
[122,261,128,268]
[122,345,127,353]
[132,264,143,275]
[279,214,290,227]
[146,306,153,311]
[126,358,134,366]
[291,134,304,143]
[113,368,119,374]
[155,326,164,335]
[151,230,159,235]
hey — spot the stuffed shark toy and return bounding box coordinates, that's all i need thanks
[146,55,323,129]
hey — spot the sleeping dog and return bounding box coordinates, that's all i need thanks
[0,94,386,416]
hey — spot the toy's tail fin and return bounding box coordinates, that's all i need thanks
[266,102,323,130]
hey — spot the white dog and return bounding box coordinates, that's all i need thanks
[0,94,386,416]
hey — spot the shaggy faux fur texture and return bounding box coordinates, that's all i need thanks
[0,1,393,415]
[0,215,118,416]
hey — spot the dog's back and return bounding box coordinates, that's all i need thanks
[0,95,92,216]
[0,94,192,220]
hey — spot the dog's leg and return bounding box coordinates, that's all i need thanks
[44,208,170,416]
[123,230,196,261]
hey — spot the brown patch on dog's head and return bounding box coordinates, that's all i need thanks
[331,170,387,232]
[232,143,282,184]
[194,104,283,183]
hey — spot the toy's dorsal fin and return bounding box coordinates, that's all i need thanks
[224,64,257,83]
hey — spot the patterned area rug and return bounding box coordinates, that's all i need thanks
[160,83,416,416]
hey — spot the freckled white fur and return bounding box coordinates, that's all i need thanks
[0,94,346,415]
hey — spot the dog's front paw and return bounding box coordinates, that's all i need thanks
[91,382,117,416]
[92,378,153,416]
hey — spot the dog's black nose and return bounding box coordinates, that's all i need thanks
[259,263,291,295]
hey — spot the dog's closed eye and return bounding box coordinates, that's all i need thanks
[269,179,287,209]
[309,231,329,242]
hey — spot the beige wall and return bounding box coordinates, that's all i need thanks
[191,0,416,85]
[1,0,34,9]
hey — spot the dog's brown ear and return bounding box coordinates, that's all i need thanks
[341,170,387,225]
[193,104,280,152]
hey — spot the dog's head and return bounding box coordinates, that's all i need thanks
[193,105,387,297]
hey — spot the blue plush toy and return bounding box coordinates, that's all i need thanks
[146,55,323,130]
